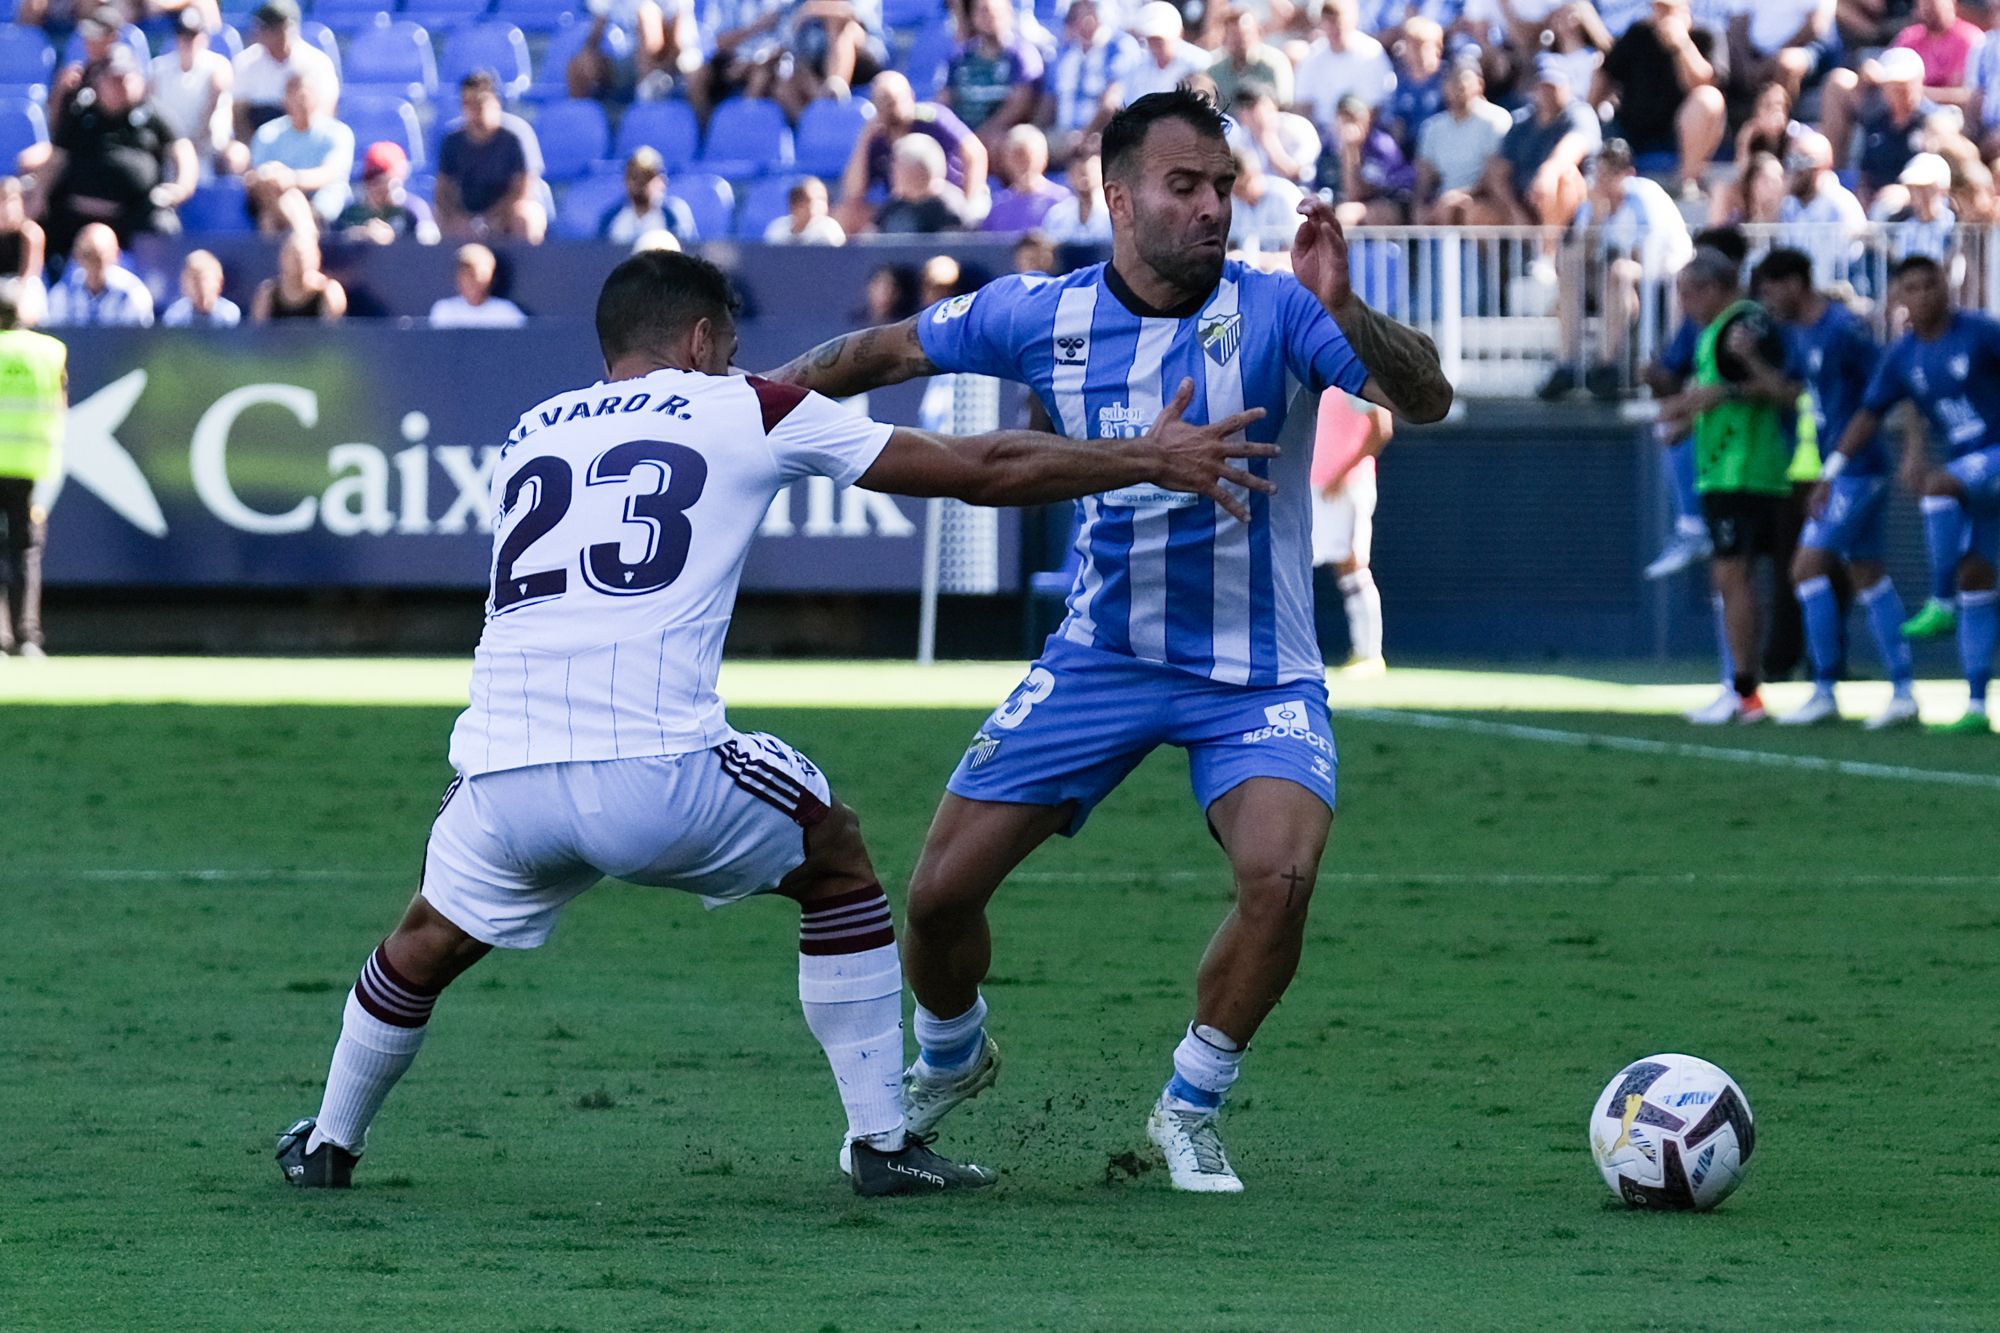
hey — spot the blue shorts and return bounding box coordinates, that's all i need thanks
[946,639,1338,837]
[1801,474,1889,562]
[1947,446,2000,564]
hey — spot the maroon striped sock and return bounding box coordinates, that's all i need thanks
[352,944,440,1029]
[799,885,896,957]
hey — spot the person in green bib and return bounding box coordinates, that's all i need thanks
[1658,247,1805,725]
[0,281,68,658]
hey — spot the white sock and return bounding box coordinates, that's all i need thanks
[313,990,429,1154]
[1338,569,1383,661]
[913,993,988,1076]
[800,891,905,1151]
[1161,1023,1244,1114]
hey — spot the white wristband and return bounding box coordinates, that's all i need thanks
[1821,451,1847,482]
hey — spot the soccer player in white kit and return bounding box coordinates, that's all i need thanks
[274,249,1271,1197]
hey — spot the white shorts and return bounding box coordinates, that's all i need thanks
[421,731,832,950]
[1311,456,1377,568]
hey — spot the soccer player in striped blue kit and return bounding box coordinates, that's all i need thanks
[1826,255,2000,735]
[767,88,1452,1191]
[1750,248,1918,729]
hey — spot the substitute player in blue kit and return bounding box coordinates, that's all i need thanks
[1750,248,1918,729]
[1825,255,2000,735]
[766,88,1452,1192]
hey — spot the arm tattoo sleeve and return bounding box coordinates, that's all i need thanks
[765,318,939,397]
[1333,300,1455,424]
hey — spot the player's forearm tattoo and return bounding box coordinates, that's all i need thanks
[1332,300,1454,424]
[767,319,938,397]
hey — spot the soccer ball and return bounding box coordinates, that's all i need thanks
[1589,1054,1755,1211]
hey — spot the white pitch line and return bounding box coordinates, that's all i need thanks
[69,869,387,883]
[1343,708,2000,793]
[1011,870,1998,887]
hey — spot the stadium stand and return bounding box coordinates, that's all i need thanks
[534,97,610,180]
[734,173,806,238]
[553,165,624,238]
[526,16,622,101]
[0,98,46,167]
[436,21,533,101]
[794,97,873,178]
[492,0,578,35]
[340,15,437,102]
[340,94,424,175]
[670,169,733,239]
[697,96,790,180]
[0,25,55,97]
[613,98,699,171]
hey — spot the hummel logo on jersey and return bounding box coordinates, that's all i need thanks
[1200,312,1243,366]
[933,294,975,324]
[1055,335,1087,365]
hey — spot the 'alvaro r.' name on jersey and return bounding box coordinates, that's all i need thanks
[919,260,1369,689]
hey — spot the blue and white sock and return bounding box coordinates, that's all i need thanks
[1666,437,1700,525]
[1958,589,1997,710]
[1161,1024,1243,1115]
[1859,580,1915,693]
[1796,575,1841,691]
[1712,595,1735,687]
[1922,496,1967,605]
[914,993,987,1076]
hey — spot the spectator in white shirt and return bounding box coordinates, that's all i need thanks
[1549,138,1690,398]
[428,243,527,328]
[1039,148,1114,241]
[1226,141,1305,250]
[1776,129,1865,281]
[1125,2,1211,101]
[149,10,233,174]
[1414,61,1512,223]
[763,177,847,243]
[1227,83,1321,186]
[229,0,336,148]
[161,248,241,326]
[1292,0,1396,134]
[46,222,152,327]
[1044,0,1139,163]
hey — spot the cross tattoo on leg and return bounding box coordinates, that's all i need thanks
[1282,865,1311,910]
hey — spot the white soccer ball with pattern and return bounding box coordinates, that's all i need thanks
[1589,1053,1754,1211]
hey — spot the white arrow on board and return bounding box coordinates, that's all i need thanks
[30,368,167,537]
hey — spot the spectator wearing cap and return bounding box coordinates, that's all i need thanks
[1413,59,1510,224]
[1044,0,1139,165]
[942,0,1044,154]
[1821,0,1975,165]
[1226,141,1304,250]
[1328,95,1413,223]
[1871,149,1955,261]
[28,48,195,258]
[1469,55,1596,226]
[1228,82,1320,186]
[162,248,239,325]
[436,71,547,245]
[1543,138,1692,400]
[981,124,1072,233]
[873,135,967,234]
[1039,148,1111,242]
[1595,0,1725,198]
[429,242,526,327]
[45,221,151,325]
[1292,0,1396,139]
[599,146,697,245]
[231,0,336,141]
[336,141,439,245]
[568,0,700,104]
[1125,2,1211,102]
[1845,48,1941,203]
[244,71,352,234]
[45,6,134,135]
[763,177,846,244]
[837,71,987,234]
[149,9,232,174]
[1209,8,1293,111]
[1724,0,1836,104]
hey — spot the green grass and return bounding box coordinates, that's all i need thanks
[2,663,1997,1329]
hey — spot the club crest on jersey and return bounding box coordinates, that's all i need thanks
[1200,312,1243,366]
[966,731,1002,768]
[932,293,975,324]
[1054,334,1087,365]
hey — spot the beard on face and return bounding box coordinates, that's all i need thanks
[1132,206,1226,295]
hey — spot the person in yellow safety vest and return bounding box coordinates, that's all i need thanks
[0,280,68,657]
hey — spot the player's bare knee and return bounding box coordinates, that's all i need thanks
[1232,856,1319,930]
[1791,547,1830,585]
[789,801,877,902]
[1924,470,1961,498]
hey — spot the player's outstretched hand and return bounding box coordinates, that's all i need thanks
[1291,195,1352,314]
[1142,377,1272,524]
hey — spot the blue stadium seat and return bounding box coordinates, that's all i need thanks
[299,21,343,75]
[437,20,532,98]
[554,167,624,238]
[733,173,803,239]
[341,94,424,174]
[493,0,576,32]
[63,22,149,66]
[398,0,492,30]
[697,96,789,180]
[0,26,54,90]
[343,15,438,101]
[669,169,731,241]
[180,176,255,232]
[308,0,391,29]
[210,23,244,57]
[897,21,954,100]
[612,98,697,170]
[793,96,870,178]
[0,97,45,169]
[525,14,624,101]
[534,97,609,179]
[881,0,939,30]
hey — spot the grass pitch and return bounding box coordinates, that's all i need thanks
[2,660,1997,1329]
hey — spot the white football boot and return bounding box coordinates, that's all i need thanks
[1865,693,1921,730]
[1686,689,1764,725]
[1145,1103,1244,1194]
[1778,690,1840,726]
[901,1034,1001,1137]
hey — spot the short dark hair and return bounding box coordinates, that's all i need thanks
[460,70,497,99]
[1750,247,1813,290]
[1691,225,1748,266]
[1101,86,1229,181]
[1595,138,1634,174]
[596,249,741,366]
[1681,247,1740,291]
[1889,253,1942,282]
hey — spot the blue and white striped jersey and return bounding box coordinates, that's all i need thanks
[918,260,1370,686]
